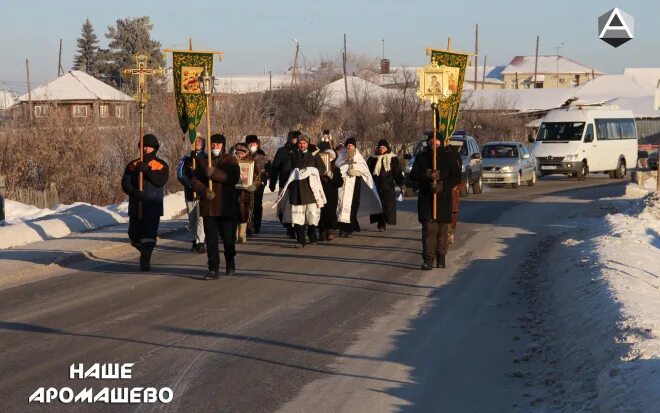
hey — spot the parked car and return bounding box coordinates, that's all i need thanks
[448,133,483,196]
[649,150,659,170]
[481,142,537,188]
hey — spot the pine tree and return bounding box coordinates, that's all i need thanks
[73,19,100,76]
[100,16,165,89]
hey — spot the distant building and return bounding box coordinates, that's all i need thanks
[502,56,605,89]
[0,90,16,121]
[15,70,132,123]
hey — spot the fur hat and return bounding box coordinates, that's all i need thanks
[345,137,357,147]
[210,134,226,145]
[245,135,260,145]
[141,134,159,150]
[377,139,390,149]
[298,134,310,144]
[234,142,249,153]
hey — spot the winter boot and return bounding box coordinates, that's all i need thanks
[204,270,220,280]
[327,229,335,241]
[139,243,155,272]
[226,258,236,276]
[195,243,207,254]
[191,241,197,252]
[237,223,247,243]
[295,225,306,248]
[286,226,296,239]
[420,261,433,271]
[436,254,446,269]
[377,223,386,232]
[308,226,319,245]
[319,231,327,242]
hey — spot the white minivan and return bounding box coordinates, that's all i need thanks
[531,107,638,180]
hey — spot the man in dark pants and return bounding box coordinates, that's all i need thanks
[409,133,461,270]
[269,131,300,238]
[246,135,269,235]
[191,134,240,279]
[121,134,169,271]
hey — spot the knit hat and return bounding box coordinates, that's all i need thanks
[377,139,390,149]
[298,134,310,144]
[345,137,357,147]
[245,135,260,145]
[141,134,159,150]
[210,134,226,145]
[234,142,249,153]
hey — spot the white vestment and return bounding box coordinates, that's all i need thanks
[335,149,382,223]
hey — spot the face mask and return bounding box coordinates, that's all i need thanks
[211,149,221,157]
[249,146,258,154]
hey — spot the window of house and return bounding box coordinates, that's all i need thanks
[115,106,124,118]
[34,105,48,117]
[100,105,110,118]
[73,105,88,118]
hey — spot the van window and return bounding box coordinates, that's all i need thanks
[620,119,636,140]
[536,122,585,141]
[595,118,635,140]
[584,124,594,142]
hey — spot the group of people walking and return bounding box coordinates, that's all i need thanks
[121,130,461,277]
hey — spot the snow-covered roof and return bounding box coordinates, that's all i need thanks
[213,74,291,94]
[0,90,16,110]
[321,76,394,109]
[502,56,605,75]
[623,68,660,89]
[462,88,575,113]
[464,66,505,84]
[18,71,131,102]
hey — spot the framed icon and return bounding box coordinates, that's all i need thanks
[236,160,255,189]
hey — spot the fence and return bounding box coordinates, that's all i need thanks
[10,182,59,210]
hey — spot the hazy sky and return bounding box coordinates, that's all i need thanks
[1,0,658,93]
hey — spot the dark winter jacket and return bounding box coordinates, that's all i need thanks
[269,143,295,192]
[367,152,405,225]
[288,149,327,205]
[121,152,169,218]
[320,163,343,229]
[177,151,205,201]
[191,152,240,218]
[409,147,461,223]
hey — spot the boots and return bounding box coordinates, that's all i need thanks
[327,229,335,241]
[420,261,433,271]
[140,243,155,272]
[226,257,236,276]
[308,225,319,245]
[286,226,296,239]
[294,225,306,248]
[319,231,327,242]
[204,270,220,280]
[377,223,386,232]
[436,254,446,269]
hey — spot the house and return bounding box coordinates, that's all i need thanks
[0,90,16,121]
[501,56,605,89]
[16,70,132,123]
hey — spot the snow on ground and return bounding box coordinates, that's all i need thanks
[0,192,187,250]
[530,184,660,412]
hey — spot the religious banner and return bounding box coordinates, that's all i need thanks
[417,49,469,143]
[172,52,214,143]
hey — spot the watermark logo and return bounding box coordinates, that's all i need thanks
[598,8,634,48]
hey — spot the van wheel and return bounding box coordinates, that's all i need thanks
[576,162,588,181]
[527,171,536,186]
[473,175,483,194]
[613,159,626,179]
[511,172,521,188]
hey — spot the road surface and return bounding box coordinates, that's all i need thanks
[0,176,629,412]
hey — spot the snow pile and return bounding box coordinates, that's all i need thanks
[1,192,187,250]
[594,189,660,412]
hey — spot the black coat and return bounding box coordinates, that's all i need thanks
[320,164,343,229]
[121,153,169,218]
[409,148,461,223]
[269,143,295,191]
[176,151,204,201]
[288,149,327,205]
[367,153,405,225]
[191,153,240,218]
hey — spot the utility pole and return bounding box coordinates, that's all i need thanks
[291,38,300,88]
[555,43,564,88]
[474,24,479,89]
[58,39,64,76]
[382,38,385,60]
[26,59,33,124]
[269,70,272,92]
[482,55,487,90]
[533,35,539,88]
[343,33,349,105]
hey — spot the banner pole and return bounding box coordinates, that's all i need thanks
[206,94,213,192]
[139,103,144,219]
[432,101,437,221]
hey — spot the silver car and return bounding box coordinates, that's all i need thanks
[481,142,537,188]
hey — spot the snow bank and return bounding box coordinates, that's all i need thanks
[0,192,187,250]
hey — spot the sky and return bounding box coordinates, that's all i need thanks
[1,0,659,93]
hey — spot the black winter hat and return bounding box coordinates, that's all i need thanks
[211,134,226,145]
[245,135,260,145]
[377,139,390,149]
[345,137,357,147]
[141,134,159,149]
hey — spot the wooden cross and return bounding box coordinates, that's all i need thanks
[123,54,163,107]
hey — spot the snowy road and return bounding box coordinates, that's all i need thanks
[0,176,629,413]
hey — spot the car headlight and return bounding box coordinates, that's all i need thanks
[500,166,513,172]
[565,154,579,161]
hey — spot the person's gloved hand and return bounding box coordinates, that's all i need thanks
[136,161,150,173]
[205,189,216,200]
[430,180,443,193]
[347,168,360,177]
[426,169,440,180]
[325,170,334,179]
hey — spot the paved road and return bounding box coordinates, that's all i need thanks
[0,176,629,413]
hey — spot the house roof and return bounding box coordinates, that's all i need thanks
[462,88,576,113]
[501,55,605,76]
[18,71,132,102]
[321,76,394,109]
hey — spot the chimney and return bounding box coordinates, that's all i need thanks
[380,59,390,75]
